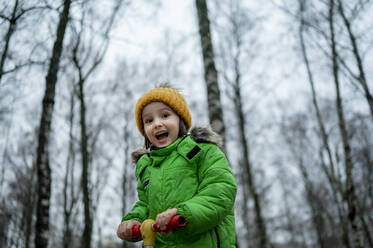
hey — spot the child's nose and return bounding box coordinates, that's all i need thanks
[154,118,162,127]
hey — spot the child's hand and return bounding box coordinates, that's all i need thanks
[155,208,178,234]
[117,220,141,241]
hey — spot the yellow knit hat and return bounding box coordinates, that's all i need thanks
[135,86,192,137]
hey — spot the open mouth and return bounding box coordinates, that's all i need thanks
[155,132,168,140]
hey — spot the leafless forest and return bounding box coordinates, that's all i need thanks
[0,0,372,247]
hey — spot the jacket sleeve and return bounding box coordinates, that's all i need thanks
[175,144,237,236]
[121,180,149,223]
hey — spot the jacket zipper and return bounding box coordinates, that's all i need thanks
[214,227,220,248]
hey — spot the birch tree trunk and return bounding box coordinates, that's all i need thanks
[24,163,37,248]
[336,0,373,121]
[195,0,225,145]
[34,0,71,247]
[78,76,92,248]
[328,1,364,247]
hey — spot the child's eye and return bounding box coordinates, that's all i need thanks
[162,113,169,118]
[144,118,152,124]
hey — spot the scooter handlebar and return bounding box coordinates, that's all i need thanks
[131,215,186,239]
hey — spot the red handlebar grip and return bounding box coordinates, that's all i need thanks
[152,215,186,232]
[131,225,142,239]
[168,215,187,229]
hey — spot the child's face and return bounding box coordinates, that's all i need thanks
[142,102,180,148]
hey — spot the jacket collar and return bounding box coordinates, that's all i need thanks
[131,125,222,164]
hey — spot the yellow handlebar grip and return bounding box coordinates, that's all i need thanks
[140,219,156,246]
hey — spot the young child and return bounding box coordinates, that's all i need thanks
[117,83,237,247]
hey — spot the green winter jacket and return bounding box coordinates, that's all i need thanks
[122,126,237,248]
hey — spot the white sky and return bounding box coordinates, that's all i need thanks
[108,1,196,62]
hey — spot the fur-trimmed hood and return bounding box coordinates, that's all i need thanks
[131,126,222,164]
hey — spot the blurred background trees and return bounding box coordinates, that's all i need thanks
[0,0,372,247]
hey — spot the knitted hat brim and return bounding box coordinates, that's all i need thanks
[135,87,192,136]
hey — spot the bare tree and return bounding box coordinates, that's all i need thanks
[34,0,72,247]
[349,115,373,248]
[69,1,123,247]
[213,1,270,246]
[336,0,373,121]
[226,14,269,248]
[282,113,329,248]
[120,112,131,248]
[121,89,134,248]
[328,0,363,247]
[195,0,226,146]
[297,2,352,247]
[279,0,373,246]
[276,166,308,248]
[0,200,9,248]
[0,0,47,83]
[232,77,269,248]
[298,0,340,194]
[2,129,38,248]
[63,88,80,248]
